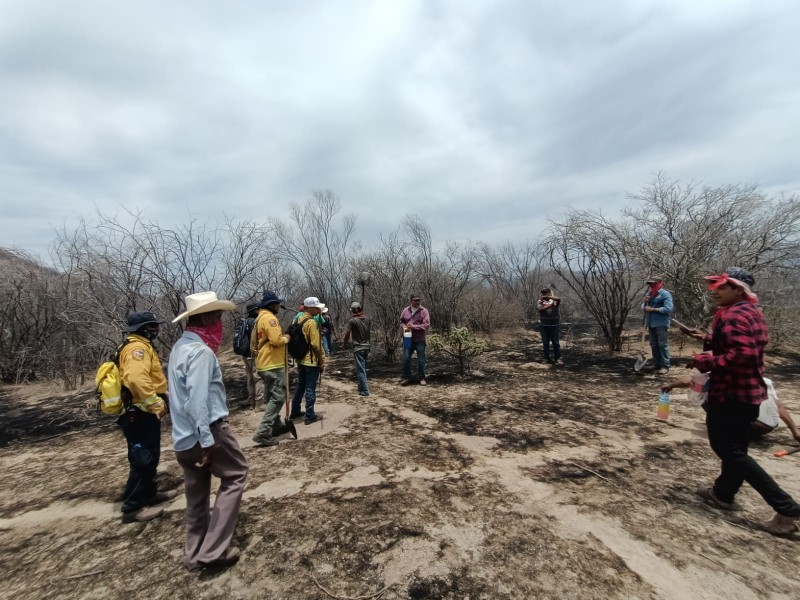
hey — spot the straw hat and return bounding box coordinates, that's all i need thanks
[172,291,236,323]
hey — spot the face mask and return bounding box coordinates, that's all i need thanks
[186,321,224,353]
[138,325,160,341]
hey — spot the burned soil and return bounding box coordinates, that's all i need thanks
[1,331,799,599]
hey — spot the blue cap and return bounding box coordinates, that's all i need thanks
[257,290,283,308]
[126,311,165,332]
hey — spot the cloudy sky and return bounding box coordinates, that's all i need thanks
[1,0,798,261]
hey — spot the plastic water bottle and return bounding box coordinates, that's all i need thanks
[403,329,413,350]
[657,391,670,422]
[688,369,710,404]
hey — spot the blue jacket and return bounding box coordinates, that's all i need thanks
[643,289,673,328]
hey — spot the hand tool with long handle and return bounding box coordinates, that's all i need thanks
[774,447,800,457]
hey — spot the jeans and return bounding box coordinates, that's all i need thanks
[706,400,800,516]
[402,340,426,380]
[322,335,331,356]
[648,326,670,369]
[256,368,286,438]
[540,325,560,361]
[354,349,369,394]
[117,407,162,513]
[291,364,320,418]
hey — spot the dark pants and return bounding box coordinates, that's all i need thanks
[706,400,800,516]
[540,325,560,361]
[117,408,162,513]
[291,364,320,418]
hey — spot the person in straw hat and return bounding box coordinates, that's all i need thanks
[167,291,248,570]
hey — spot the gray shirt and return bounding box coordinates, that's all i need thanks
[348,315,371,351]
[168,331,229,451]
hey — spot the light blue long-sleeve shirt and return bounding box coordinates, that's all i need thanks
[643,289,673,328]
[167,331,229,451]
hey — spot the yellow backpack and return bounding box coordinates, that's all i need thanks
[95,340,130,416]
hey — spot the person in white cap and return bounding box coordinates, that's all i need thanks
[289,296,326,425]
[167,291,248,571]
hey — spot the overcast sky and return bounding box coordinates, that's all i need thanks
[1,0,798,261]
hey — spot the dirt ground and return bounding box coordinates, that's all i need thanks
[1,331,799,600]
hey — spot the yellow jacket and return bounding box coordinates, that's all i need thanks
[119,334,168,415]
[297,314,325,368]
[252,308,287,371]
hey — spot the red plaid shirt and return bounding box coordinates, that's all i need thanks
[692,302,767,405]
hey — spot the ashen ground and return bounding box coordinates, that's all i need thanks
[0,332,799,599]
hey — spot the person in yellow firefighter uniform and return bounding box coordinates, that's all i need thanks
[118,311,176,522]
[251,291,296,446]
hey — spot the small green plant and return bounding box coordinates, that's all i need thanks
[428,327,488,376]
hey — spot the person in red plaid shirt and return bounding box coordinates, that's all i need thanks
[687,267,800,535]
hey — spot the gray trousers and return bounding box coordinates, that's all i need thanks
[175,420,248,570]
[255,368,286,438]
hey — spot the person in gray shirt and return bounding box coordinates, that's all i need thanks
[343,301,371,396]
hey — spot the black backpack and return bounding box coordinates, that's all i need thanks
[286,316,312,360]
[233,316,255,357]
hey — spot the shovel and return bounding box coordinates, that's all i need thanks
[278,346,297,439]
[634,328,650,372]
[774,447,800,458]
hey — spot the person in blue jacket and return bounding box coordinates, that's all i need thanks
[643,276,673,374]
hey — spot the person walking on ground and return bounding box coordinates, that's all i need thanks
[686,268,800,535]
[118,311,175,523]
[342,301,371,396]
[643,276,673,375]
[250,291,295,447]
[399,294,430,386]
[537,288,562,364]
[168,291,248,570]
[290,297,326,425]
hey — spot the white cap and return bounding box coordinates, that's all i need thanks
[303,296,326,310]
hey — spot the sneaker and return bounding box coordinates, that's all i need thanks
[696,486,733,511]
[657,368,670,375]
[146,490,178,506]
[289,411,305,420]
[419,379,427,386]
[252,434,279,447]
[304,414,322,425]
[199,546,240,569]
[554,359,564,365]
[121,506,164,523]
[359,391,370,396]
[764,513,800,536]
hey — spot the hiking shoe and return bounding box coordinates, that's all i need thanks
[252,434,279,447]
[764,513,800,536]
[696,487,733,511]
[359,391,370,396]
[146,490,178,506]
[122,506,164,523]
[289,411,305,420]
[199,546,240,569]
[399,378,412,386]
[657,368,670,375]
[419,379,427,386]
[304,414,322,425]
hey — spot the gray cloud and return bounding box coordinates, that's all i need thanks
[1,0,798,259]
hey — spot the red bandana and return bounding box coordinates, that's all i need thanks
[186,321,224,353]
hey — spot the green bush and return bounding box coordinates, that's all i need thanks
[428,327,488,376]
